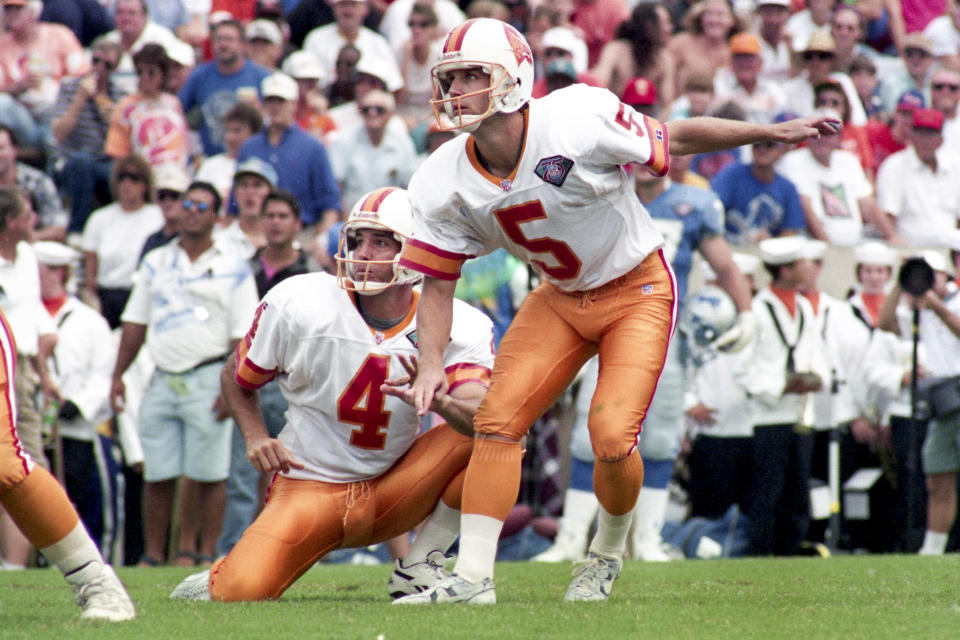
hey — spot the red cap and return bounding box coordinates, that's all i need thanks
[621,77,657,106]
[912,108,944,131]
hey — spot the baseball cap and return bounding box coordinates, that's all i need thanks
[165,38,196,68]
[153,164,191,194]
[246,19,282,46]
[621,77,657,106]
[729,32,761,56]
[896,89,925,113]
[902,33,934,56]
[261,72,298,101]
[759,236,807,265]
[34,241,79,267]
[354,55,390,88]
[541,27,589,73]
[912,107,944,131]
[282,50,323,82]
[803,31,836,53]
[234,157,278,187]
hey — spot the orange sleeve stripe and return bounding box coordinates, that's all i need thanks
[445,363,492,392]
[641,115,669,177]
[399,238,471,281]
[234,339,276,390]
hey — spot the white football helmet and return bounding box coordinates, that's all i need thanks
[680,285,738,365]
[336,187,422,295]
[430,18,535,132]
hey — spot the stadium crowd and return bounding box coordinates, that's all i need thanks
[2,0,960,587]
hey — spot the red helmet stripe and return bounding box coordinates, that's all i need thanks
[360,187,398,213]
[443,19,477,54]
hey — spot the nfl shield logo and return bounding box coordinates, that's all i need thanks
[655,129,664,141]
[642,284,654,295]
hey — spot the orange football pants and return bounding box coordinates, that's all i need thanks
[1,321,79,548]
[209,423,472,601]
[466,249,677,518]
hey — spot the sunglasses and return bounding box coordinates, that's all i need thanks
[117,172,144,182]
[92,56,116,70]
[407,20,434,28]
[359,105,387,116]
[157,189,182,201]
[802,51,833,61]
[182,199,212,213]
[932,82,960,92]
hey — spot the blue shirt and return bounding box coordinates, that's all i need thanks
[710,162,806,246]
[178,60,271,156]
[237,126,341,226]
[646,182,725,305]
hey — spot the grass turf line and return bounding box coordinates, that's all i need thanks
[1,555,958,639]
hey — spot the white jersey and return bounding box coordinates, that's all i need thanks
[235,273,494,483]
[401,84,669,292]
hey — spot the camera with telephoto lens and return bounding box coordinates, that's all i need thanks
[898,256,935,297]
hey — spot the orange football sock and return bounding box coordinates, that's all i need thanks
[594,450,644,516]
[461,436,523,521]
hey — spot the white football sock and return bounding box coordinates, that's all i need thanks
[588,506,632,559]
[453,514,503,583]
[403,500,460,565]
[39,521,105,578]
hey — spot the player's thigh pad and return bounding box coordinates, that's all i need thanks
[210,475,350,601]
[474,284,596,441]
[369,424,473,543]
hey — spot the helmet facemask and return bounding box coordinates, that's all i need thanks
[430,62,520,133]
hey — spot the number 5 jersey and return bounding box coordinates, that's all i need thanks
[234,273,494,483]
[400,83,670,292]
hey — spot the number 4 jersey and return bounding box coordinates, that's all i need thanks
[400,83,670,292]
[234,273,495,483]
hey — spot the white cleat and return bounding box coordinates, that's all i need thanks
[564,552,622,602]
[388,550,452,599]
[70,563,136,621]
[392,574,496,605]
[170,570,211,601]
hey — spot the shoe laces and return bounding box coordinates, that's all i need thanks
[76,573,126,608]
[571,554,618,582]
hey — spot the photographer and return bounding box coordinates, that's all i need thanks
[878,242,960,555]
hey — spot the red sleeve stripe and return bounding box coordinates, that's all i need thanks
[642,115,669,177]
[399,238,470,281]
[234,339,276,390]
[445,363,492,392]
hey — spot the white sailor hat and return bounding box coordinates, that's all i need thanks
[944,230,960,254]
[733,252,761,276]
[759,236,807,265]
[918,249,951,275]
[34,241,79,267]
[854,241,897,267]
[803,239,828,261]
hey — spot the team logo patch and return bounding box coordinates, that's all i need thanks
[534,155,574,187]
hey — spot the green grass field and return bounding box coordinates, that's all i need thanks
[2,555,959,639]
